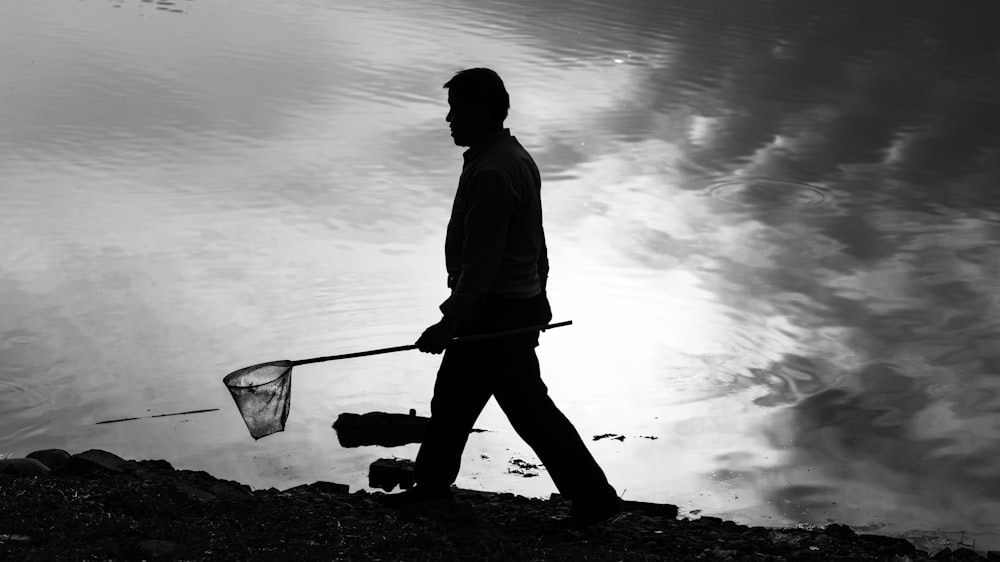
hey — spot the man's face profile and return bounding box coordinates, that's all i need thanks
[446,91,485,147]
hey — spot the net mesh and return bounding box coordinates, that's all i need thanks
[223,360,293,440]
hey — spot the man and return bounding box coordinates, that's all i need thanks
[382,68,621,526]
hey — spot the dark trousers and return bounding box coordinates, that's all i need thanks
[414,292,618,503]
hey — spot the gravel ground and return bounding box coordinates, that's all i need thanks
[1,449,995,561]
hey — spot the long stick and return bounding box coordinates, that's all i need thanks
[95,408,221,425]
[291,320,572,367]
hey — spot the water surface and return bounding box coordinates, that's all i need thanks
[2,0,999,551]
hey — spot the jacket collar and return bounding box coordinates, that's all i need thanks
[463,128,511,163]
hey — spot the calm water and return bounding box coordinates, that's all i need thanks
[3,0,1000,551]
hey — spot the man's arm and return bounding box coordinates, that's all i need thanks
[537,239,549,293]
[417,169,517,353]
[439,169,516,325]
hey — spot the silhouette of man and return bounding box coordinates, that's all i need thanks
[381,68,621,525]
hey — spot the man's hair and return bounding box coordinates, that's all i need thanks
[443,68,510,122]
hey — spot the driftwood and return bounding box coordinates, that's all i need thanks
[332,410,426,448]
[332,410,486,448]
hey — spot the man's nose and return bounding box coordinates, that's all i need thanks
[446,111,452,123]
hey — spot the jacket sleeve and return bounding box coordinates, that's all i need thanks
[537,239,549,292]
[439,169,516,324]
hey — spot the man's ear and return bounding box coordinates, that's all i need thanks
[475,106,492,121]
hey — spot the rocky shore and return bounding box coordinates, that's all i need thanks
[1,449,994,561]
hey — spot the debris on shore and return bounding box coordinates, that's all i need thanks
[332,410,486,448]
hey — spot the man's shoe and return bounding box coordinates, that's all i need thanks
[378,485,453,508]
[570,496,623,527]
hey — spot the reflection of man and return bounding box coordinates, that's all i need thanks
[381,68,621,526]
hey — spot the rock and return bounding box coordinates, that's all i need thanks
[812,534,832,547]
[0,534,34,544]
[824,523,857,539]
[208,480,253,502]
[135,539,185,558]
[953,547,985,559]
[134,468,164,482]
[720,520,741,531]
[0,458,51,476]
[622,500,679,518]
[136,459,176,472]
[549,494,677,518]
[860,533,917,555]
[712,547,740,560]
[285,481,350,496]
[55,449,135,476]
[26,449,70,471]
[171,469,253,502]
[368,458,415,491]
[175,482,218,502]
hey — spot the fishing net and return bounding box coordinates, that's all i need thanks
[222,320,572,440]
[223,360,293,440]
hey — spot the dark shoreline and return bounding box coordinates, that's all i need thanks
[1,449,993,561]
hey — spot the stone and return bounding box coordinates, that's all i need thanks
[622,500,679,518]
[285,481,350,496]
[0,458,51,476]
[368,458,415,491]
[953,547,984,559]
[207,480,253,502]
[932,547,953,560]
[712,547,739,560]
[26,449,70,471]
[174,482,218,502]
[135,539,185,557]
[860,533,916,554]
[824,523,857,538]
[55,449,135,476]
[550,493,677,518]
[136,459,175,472]
[133,468,164,482]
[0,534,33,544]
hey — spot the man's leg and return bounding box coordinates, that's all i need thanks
[493,346,618,506]
[413,343,493,490]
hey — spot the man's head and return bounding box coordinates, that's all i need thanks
[444,68,509,147]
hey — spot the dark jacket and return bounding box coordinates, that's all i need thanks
[439,129,549,324]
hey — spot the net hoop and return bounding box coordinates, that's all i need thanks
[223,360,293,390]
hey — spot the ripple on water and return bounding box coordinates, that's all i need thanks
[0,378,52,442]
[704,178,831,209]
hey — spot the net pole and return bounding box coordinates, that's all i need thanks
[291,344,418,367]
[289,320,572,367]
